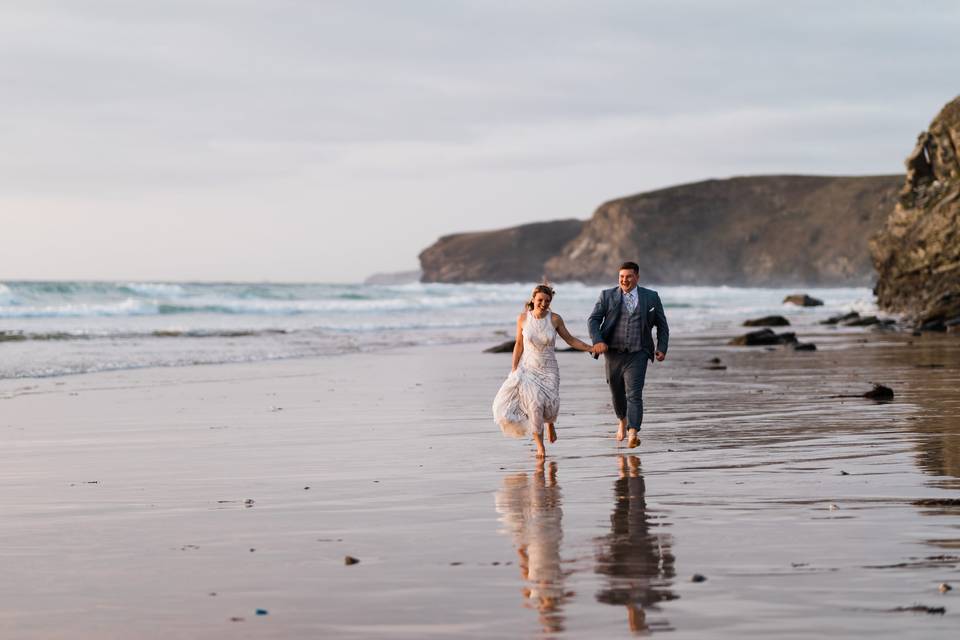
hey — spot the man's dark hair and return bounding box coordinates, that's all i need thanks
[619,261,639,274]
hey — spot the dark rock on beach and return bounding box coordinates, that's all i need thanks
[912,498,960,507]
[783,294,824,307]
[792,342,817,351]
[484,340,516,353]
[421,175,901,285]
[729,329,798,346]
[743,315,790,327]
[863,384,894,401]
[872,95,960,328]
[822,312,861,325]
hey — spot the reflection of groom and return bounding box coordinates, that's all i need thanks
[588,261,669,448]
[595,455,676,633]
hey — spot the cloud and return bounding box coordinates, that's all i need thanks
[1,1,958,278]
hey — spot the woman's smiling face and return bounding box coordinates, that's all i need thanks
[532,292,552,314]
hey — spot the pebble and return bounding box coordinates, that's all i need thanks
[828,503,839,511]
[344,555,360,565]
[940,583,953,593]
[691,574,707,583]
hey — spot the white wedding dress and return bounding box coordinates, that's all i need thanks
[492,310,560,438]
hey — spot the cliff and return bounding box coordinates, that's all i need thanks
[418,219,584,283]
[871,96,960,328]
[420,175,901,285]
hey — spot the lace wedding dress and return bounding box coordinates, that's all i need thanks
[492,310,560,438]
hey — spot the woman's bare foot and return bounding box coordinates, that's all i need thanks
[547,423,558,443]
[533,431,546,458]
[616,419,626,441]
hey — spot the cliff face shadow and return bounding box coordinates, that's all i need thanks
[495,460,569,635]
[595,455,677,634]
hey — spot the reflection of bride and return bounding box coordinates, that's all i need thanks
[495,460,568,634]
[595,455,677,633]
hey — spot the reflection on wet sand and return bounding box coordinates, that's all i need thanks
[495,460,569,634]
[595,455,677,634]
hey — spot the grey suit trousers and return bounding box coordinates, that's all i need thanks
[605,350,649,429]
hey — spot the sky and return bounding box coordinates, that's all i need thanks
[1,0,958,283]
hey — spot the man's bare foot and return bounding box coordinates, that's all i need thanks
[627,428,640,449]
[547,423,558,443]
[616,419,626,441]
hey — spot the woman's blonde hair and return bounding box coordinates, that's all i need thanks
[525,284,555,310]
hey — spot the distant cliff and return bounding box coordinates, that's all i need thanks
[420,175,901,285]
[871,96,960,329]
[418,219,584,283]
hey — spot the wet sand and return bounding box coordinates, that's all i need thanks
[1,329,958,638]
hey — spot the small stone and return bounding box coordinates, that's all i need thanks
[209,592,218,596]
[840,470,850,476]
[344,555,360,565]
[229,617,245,622]
[249,548,256,552]
[828,503,839,511]
[691,574,707,583]
[939,583,952,593]
[304,486,310,490]
[864,384,894,401]
[244,499,255,506]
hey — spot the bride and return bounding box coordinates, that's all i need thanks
[493,284,594,458]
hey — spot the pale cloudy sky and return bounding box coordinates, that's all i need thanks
[1,0,958,282]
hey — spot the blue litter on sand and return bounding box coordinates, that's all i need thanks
[255,609,268,616]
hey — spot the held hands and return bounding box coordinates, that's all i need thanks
[588,343,665,360]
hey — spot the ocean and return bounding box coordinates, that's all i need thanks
[0,281,880,379]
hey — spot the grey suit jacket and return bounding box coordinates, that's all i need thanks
[587,286,669,360]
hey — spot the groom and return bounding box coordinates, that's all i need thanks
[588,262,669,448]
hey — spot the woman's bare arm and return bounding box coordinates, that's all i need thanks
[553,313,592,351]
[511,313,525,371]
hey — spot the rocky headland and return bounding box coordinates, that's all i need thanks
[871,95,960,330]
[420,175,901,285]
[418,219,584,283]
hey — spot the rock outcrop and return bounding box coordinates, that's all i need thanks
[871,96,960,328]
[545,175,900,285]
[418,219,584,283]
[420,175,901,285]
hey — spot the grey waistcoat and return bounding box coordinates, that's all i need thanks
[609,296,645,352]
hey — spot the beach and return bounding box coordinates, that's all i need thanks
[1,325,958,638]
